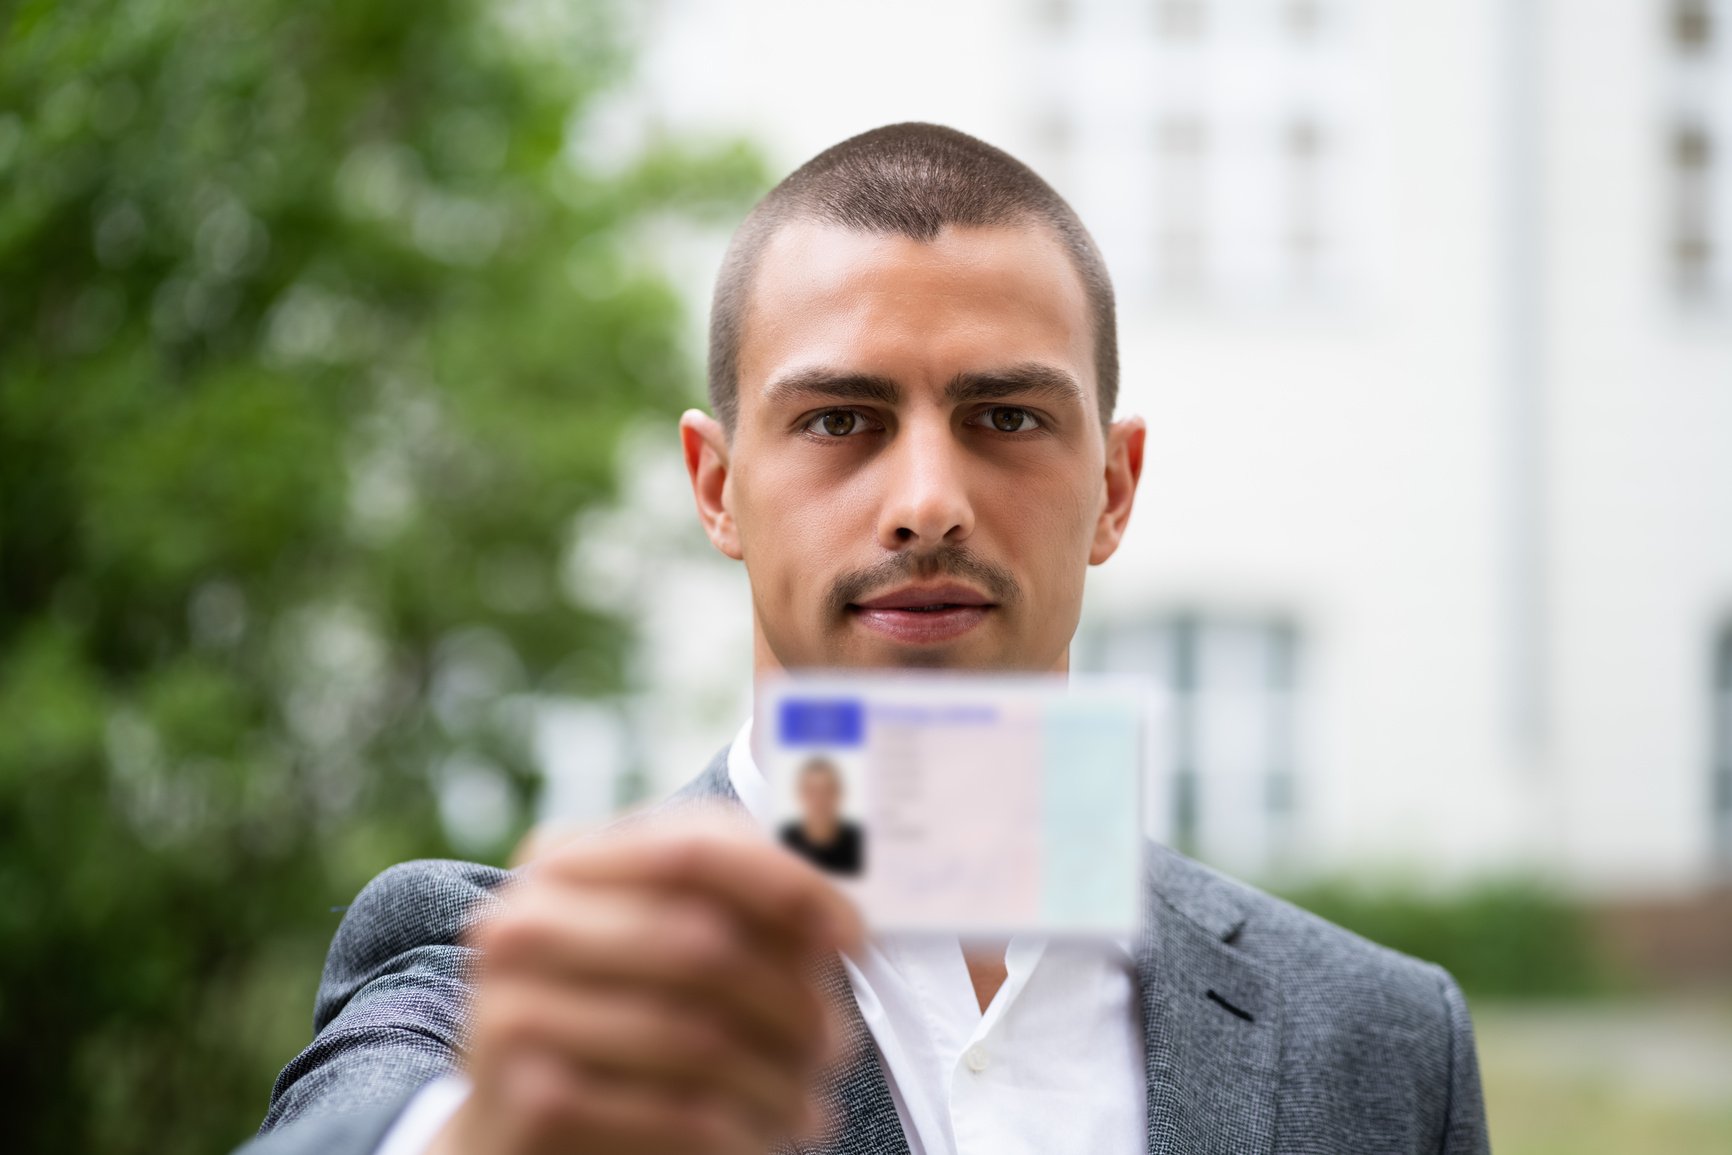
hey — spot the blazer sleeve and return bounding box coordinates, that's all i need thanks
[1433,966,1491,1155]
[231,859,513,1155]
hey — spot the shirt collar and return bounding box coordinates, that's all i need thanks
[726,716,771,824]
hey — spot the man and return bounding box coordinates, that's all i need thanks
[244,123,1490,1155]
[779,758,864,876]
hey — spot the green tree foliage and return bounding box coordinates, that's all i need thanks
[0,1,763,1148]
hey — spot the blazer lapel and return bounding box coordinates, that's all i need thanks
[1137,845,1283,1155]
[792,955,913,1155]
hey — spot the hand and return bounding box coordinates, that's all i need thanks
[430,812,863,1155]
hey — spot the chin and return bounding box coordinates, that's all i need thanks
[873,646,973,670]
[857,635,1034,671]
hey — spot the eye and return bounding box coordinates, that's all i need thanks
[804,409,876,438]
[971,406,1043,433]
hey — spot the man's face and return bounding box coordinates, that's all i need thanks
[797,764,843,825]
[683,219,1143,673]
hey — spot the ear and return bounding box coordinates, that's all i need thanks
[1089,415,1145,565]
[680,409,743,560]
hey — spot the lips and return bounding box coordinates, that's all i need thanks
[852,582,994,611]
[848,582,996,645]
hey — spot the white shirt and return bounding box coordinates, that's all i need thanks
[380,721,1146,1155]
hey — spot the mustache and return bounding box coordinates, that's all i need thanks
[825,546,1022,618]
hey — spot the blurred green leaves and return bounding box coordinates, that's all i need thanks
[0,0,764,1149]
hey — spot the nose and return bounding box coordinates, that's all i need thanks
[876,417,975,552]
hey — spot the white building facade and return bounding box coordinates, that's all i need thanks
[553,0,1732,898]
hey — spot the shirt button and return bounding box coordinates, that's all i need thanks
[964,1045,990,1072]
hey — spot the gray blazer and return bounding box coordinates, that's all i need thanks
[240,749,1491,1155]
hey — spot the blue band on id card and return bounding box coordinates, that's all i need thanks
[755,673,1148,937]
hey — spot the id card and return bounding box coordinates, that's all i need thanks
[754,674,1147,936]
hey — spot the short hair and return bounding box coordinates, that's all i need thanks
[798,756,841,779]
[707,122,1118,432]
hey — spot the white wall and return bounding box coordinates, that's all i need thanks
[547,0,1732,896]
[1542,0,1732,892]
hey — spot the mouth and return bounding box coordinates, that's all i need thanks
[847,582,997,645]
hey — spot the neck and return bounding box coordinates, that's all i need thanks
[963,940,1011,1013]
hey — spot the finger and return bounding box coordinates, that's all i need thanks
[479,887,834,1067]
[474,978,809,1133]
[532,816,865,953]
[510,821,598,868]
[480,1049,765,1155]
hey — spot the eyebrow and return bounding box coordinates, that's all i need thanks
[762,368,901,409]
[761,362,1085,412]
[944,363,1086,409]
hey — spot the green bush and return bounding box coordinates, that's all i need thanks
[1280,877,1613,999]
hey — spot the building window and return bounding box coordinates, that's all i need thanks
[1285,0,1324,39]
[1666,0,1730,304]
[1037,0,1076,33]
[1674,0,1714,51]
[1139,0,1361,305]
[1155,114,1209,293]
[1714,624,1732,874]
[1669,122,1711,297]
[1284,117,1326,284]
[1673,123,1715,295]
[1155,0,1208,40]
[1078,613,1302,877]
[1024,0,1364,308]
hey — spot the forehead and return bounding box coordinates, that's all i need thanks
[736,219,1095,412]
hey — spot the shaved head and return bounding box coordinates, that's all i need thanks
[706,122,1118,432]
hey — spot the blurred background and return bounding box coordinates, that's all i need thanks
[2,0,1728,1151]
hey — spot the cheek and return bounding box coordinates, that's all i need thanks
[734,455,876,585]
[983,458,1100,567]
